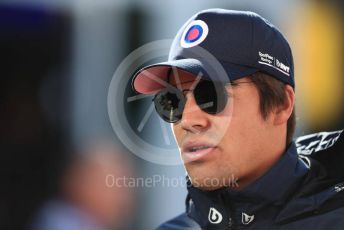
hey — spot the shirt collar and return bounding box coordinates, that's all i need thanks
[186,142,310,227]
[226,142,310,203]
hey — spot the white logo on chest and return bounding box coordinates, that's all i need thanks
[242,212,255,225]
[208,207,223,224]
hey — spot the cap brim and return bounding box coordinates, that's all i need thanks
[132,58,258,94]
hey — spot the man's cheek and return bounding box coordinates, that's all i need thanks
[172,128,183,147]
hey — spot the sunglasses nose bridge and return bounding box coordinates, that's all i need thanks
[183,93,198,113]
[180,93,210,132]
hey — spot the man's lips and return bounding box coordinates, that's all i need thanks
[181,141,217,162]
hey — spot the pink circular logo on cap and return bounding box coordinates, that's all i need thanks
[187,27,200,41]
[181,20,209,48]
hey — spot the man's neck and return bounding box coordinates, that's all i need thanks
[234,140,288,191]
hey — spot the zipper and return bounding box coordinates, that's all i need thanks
[228,216,234,230]
[220,192,236,230]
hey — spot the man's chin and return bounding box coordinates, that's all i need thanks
[187,174,227,191]
[194,184,225,191]
[187,168,240,191]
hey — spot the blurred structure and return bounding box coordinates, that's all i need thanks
[31,142,135,230]
[289,1,344,132]
[0,4,71,230]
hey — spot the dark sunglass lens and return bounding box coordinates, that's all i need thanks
[193,81,227,114]
[153,89,185,123]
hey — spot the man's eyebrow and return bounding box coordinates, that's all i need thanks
[168,79,201,94]
[169,79,198,86]
[226,81,253,86]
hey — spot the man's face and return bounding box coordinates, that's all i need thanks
[171,74,277,190]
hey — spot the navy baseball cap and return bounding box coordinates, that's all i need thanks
[132,8,294,94]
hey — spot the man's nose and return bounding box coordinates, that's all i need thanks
[180,93,210,133]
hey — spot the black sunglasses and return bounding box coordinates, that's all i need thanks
[152,80,252,123]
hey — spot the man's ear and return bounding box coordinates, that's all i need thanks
[273,85,295,125]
